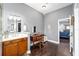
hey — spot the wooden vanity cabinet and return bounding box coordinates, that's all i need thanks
[2,37,28,56]
[18,38,28,55]
[3,42,18,56]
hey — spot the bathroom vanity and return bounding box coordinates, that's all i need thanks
[2,37,28,56]
[1,14,31,56]
[2,33,31,56]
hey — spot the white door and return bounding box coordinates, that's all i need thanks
[70,16,74,55]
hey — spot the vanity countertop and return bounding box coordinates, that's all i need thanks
[2,36,28,42]
[2,32,30,42]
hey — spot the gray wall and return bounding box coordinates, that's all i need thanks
[0,5,2,34]
[0,4,2,56]
[2,3,44,34]
[44,4,74,42]
[2,3,74,42]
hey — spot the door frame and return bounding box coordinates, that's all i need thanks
[58,17,70,44]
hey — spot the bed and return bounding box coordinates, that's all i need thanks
[60,30,70,39]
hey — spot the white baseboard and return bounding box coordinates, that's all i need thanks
[30,39,59,45]
[47,40,59,44]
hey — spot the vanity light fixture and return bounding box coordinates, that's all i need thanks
[17,17,21,21]
[9,16,13,20]
[23,25,27,32]
[13,17,16,20]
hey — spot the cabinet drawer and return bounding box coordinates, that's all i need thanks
[11,39,21,43]
[3,41,11,46]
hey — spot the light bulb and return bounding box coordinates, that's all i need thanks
[9,16,13,20]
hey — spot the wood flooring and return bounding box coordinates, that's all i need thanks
[24,39,71,56]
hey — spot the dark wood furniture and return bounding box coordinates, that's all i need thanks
[31,34,44,48]
[2,37,28,56]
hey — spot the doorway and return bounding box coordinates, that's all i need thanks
[58,17,72,56]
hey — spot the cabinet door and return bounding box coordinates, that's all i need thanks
[18,39,27,55]
[3,43,18,56]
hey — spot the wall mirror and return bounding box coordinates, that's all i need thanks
[8,15,22,33]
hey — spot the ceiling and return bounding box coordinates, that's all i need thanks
[26,3,72,14]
